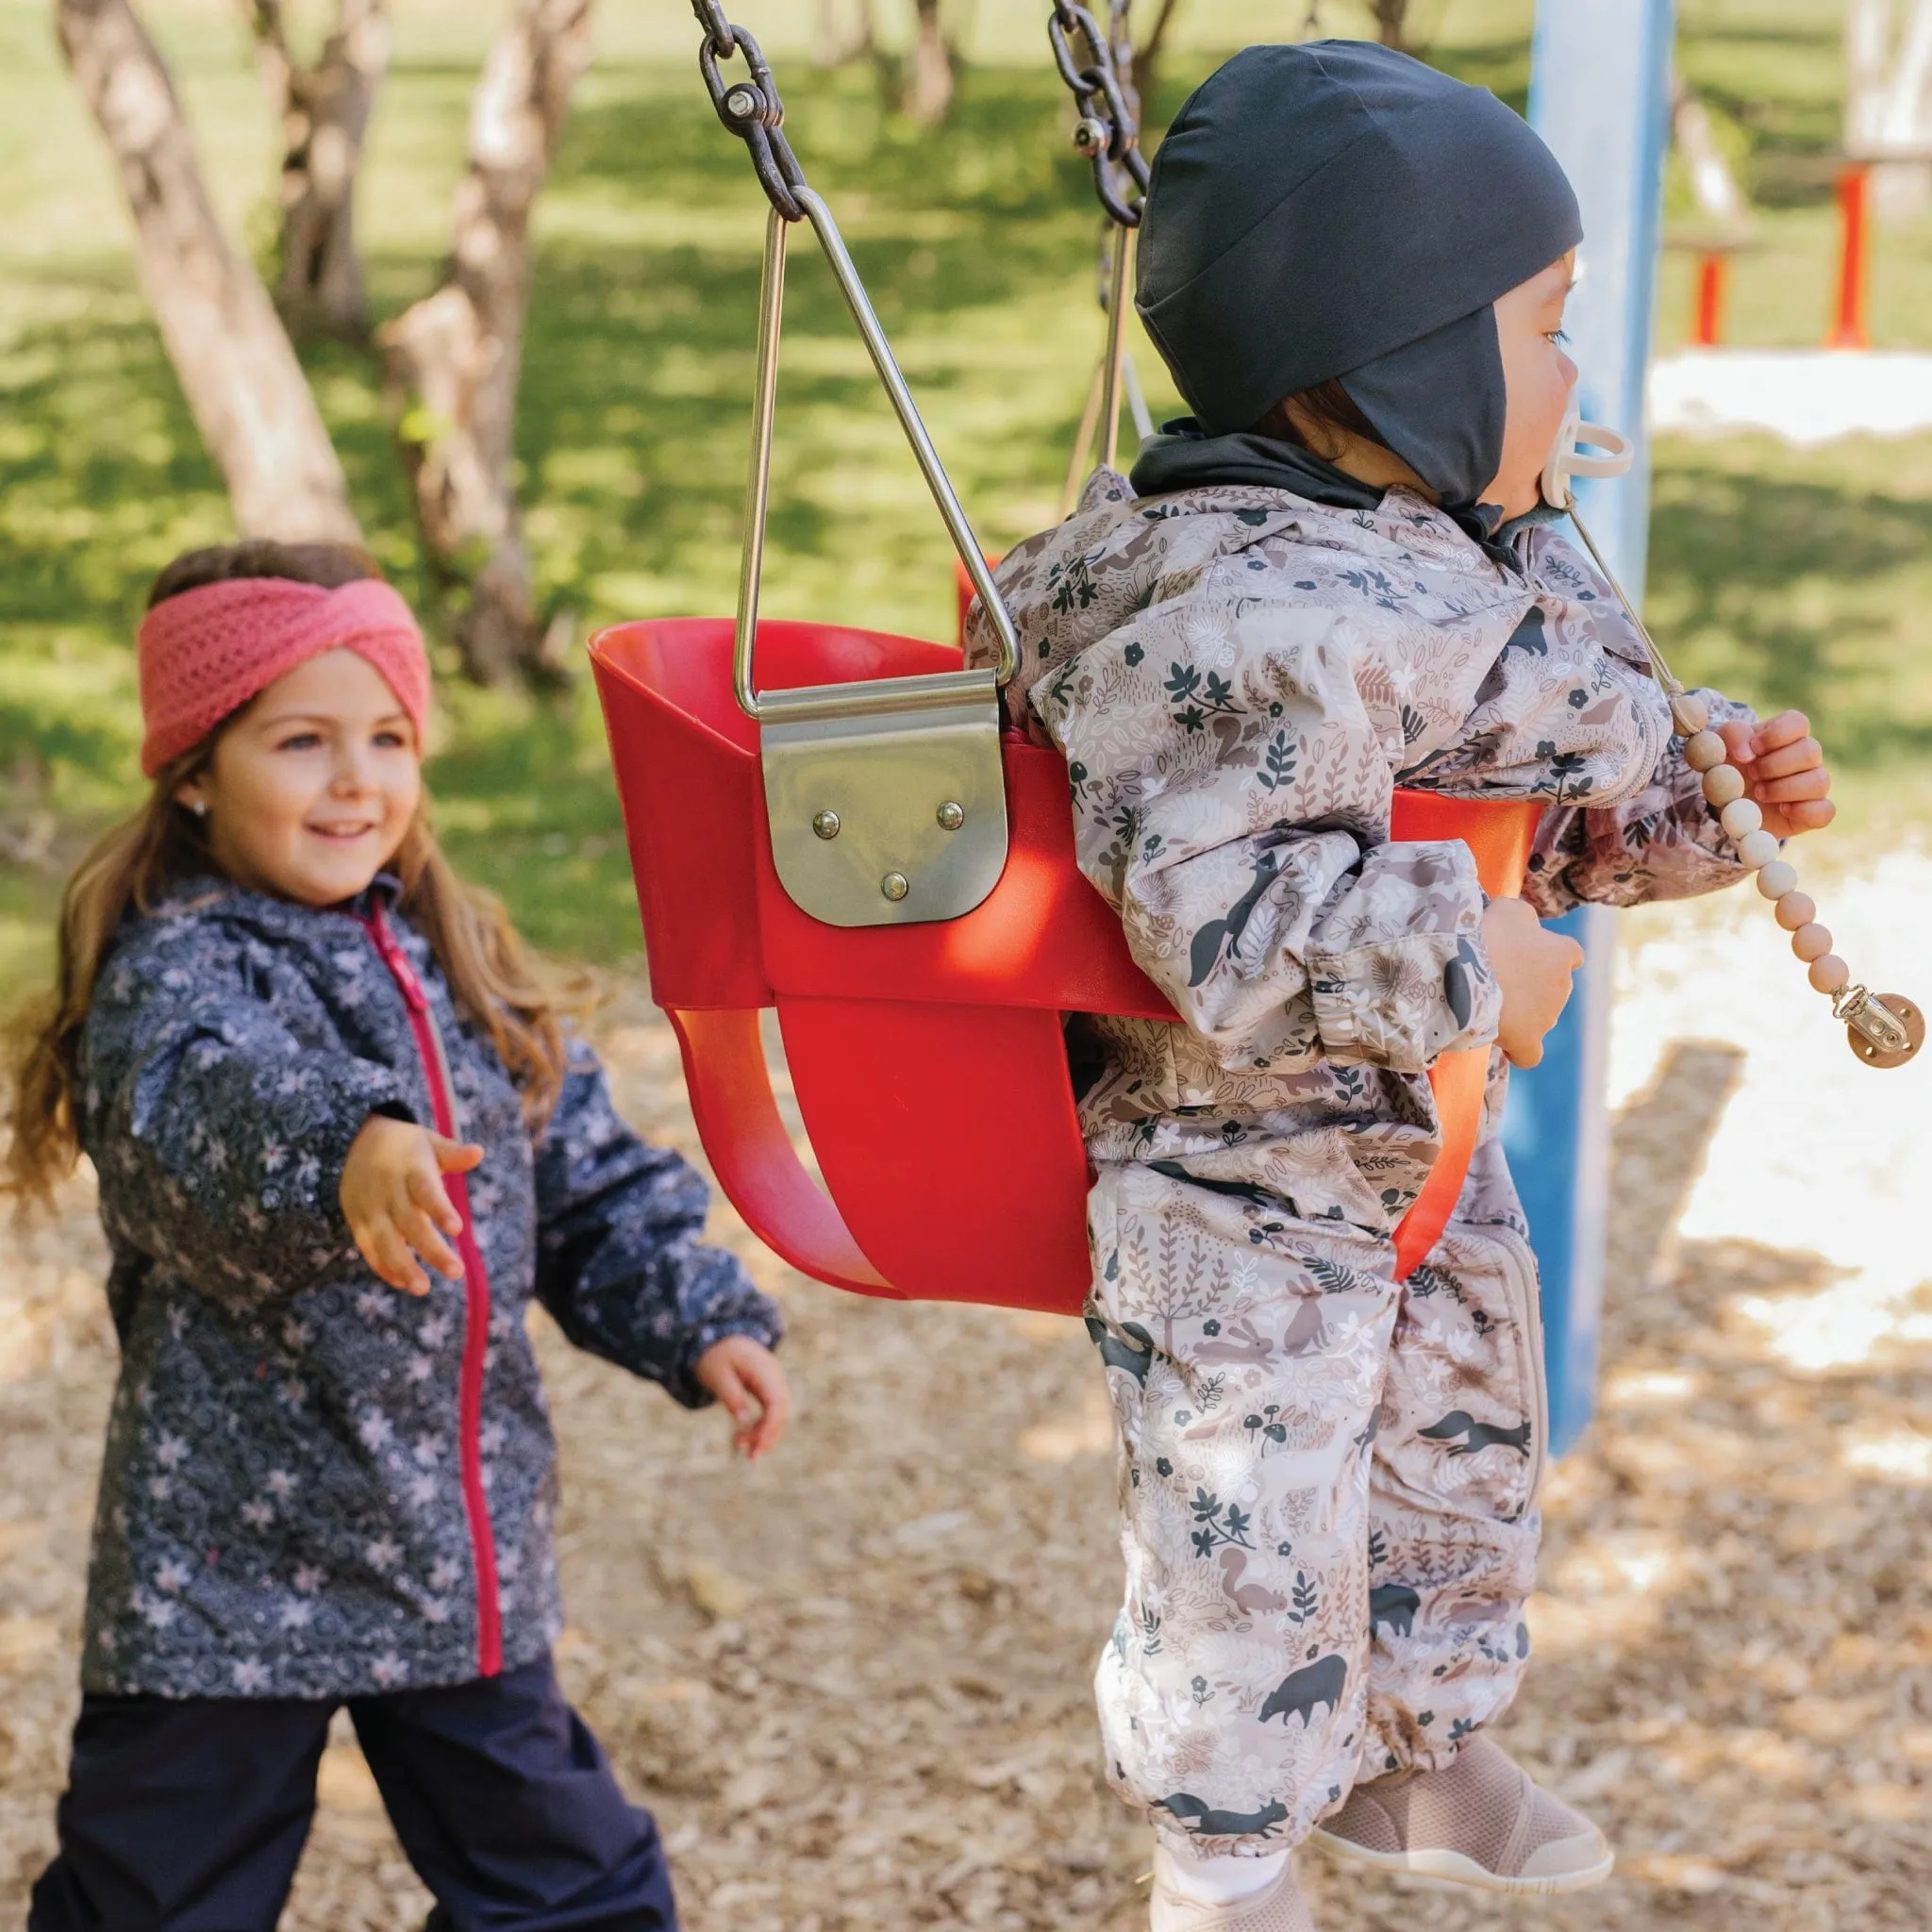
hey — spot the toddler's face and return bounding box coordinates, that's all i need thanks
[1484,250,1579,519]
[177,649,423,907]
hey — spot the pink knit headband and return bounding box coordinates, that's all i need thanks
[137,576,432,777]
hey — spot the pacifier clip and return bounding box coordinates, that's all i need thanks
[1542,406,1922,1069]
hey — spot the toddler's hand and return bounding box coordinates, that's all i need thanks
[694,1336,790,1461]
[1481,897,1585,1069]
[339,1115,484,1297]
[1719,710,1835,840]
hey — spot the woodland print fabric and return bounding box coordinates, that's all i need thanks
[968,471,1752,1857]
[1089,1152,1543,1857]
[75,879,779,1700]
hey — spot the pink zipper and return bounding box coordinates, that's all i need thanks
[358,906,503,1678]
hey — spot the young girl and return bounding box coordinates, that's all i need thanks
[6,541,789,1932]
[970,42,1833,1932]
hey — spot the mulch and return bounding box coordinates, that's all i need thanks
[4,978,1930,1930]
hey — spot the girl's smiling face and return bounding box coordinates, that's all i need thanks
[177,649,423,907]
[1483,250,1580,518]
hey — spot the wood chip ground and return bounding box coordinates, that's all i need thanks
[4,964,1929,1930]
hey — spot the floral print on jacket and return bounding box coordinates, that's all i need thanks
[75,876,780,1701]
[964,471,1756,1857]
[967,470,1752,1233]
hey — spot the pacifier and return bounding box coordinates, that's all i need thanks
[1541,395,1635,510]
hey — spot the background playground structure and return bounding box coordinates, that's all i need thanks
[8,0,1932,1926]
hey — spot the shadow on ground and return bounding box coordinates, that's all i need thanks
[5,987,1931,1928]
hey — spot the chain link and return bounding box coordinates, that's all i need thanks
[690,0,808,220]
[1047,0,1150,226]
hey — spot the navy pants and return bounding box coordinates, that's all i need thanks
[29,1655,676,1932]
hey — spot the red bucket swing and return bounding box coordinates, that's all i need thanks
[589,3,1542,1318]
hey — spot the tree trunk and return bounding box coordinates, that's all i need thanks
[380,0,591,687]
[242,0,389,340]
[1130,0,1181,129]
[1671,74,1747,227]
[56,0,360,544]
[1865,0,1932,225]
[812,0,874,67]
[1371,0,1410,51]
[903,0,954,126]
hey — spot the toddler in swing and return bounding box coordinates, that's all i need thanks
[968,42,1833,1932]
[5,541,789,1932]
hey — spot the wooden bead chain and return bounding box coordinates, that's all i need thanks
[1565,507,1923,1070]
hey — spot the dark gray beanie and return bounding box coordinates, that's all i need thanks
[1136,41,1582,504]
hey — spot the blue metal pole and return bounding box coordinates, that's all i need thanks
[1509,0,1676,1457]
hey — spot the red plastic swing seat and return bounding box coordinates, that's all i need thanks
[590,618,1538,1317]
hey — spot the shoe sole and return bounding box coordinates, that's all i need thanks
[1308,1829,1615,1896]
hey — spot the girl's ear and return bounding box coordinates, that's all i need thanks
[175,780,209,819]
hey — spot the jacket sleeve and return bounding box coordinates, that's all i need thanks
[532,1041,782,1407]
[1031,598,1501,1075]
[78,937,412,1306]
[1524,687,1757,915]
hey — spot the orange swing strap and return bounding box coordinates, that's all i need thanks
[672,981,1498,1295]
[1381,790,1541,1279]
[1396,1050,1492,1280]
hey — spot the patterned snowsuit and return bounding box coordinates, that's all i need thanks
[967,471,1750,1861]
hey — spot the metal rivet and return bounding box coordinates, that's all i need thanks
[724,84,762,123]
[880,872,909,902]
[936,801,965,831]
[811,809,841,841]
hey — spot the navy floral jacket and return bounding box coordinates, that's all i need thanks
[75,875,780,1700]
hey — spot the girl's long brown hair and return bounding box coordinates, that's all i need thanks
[5,541,582,1206]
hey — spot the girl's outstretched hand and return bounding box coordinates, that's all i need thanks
[694,1336,790,1461]
[340,1115,484,1296]
[1720,710,1835,839]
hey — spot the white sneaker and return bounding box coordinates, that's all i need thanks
[1149,1856,1315,1931]
[1310,1736,1612,1895]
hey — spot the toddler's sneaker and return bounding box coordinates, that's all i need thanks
[1310,1736,1611,1894]
[1149,1854,1315,1931]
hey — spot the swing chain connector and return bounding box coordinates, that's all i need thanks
[1048,1,1150,227]
[690,0,807,221]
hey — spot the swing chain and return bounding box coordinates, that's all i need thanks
[1047,0,1150,226]
[690,0,808,221]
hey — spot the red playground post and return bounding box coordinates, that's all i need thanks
[1830,161,1871,348]
[1691,251,1727,346]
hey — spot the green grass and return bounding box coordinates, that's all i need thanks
[2,0,1929,1004]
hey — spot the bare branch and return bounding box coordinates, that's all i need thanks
[903,0,956,125]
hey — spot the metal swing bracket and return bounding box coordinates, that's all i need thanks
[731,192,1018,929]
[760,670,1008,929]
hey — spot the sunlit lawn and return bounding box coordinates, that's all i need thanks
[2,0,1930,1000]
